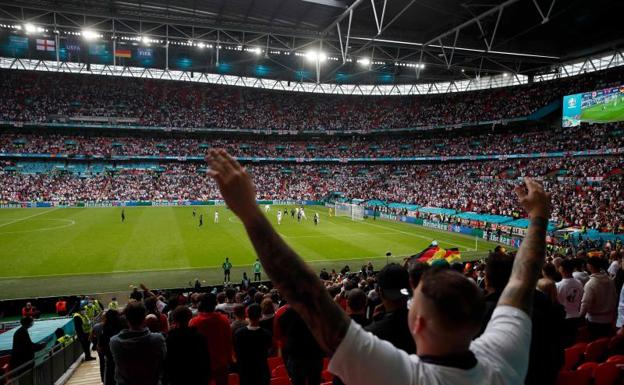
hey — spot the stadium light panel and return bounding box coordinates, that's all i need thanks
[23,23,42,34]
[305,51,327,63]
[251,47,262,55]
[357,58,371,66]
[81,29,99,41]
[197,42,206,49]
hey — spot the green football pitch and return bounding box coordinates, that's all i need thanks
[0,206,500,299]
[581,100,624,123]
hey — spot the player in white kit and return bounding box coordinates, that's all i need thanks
[300,207,307,220]
[277,210,282,225]
[264,204,270,213]
[214,211,219,223]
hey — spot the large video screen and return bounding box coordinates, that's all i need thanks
[562,85,624,127]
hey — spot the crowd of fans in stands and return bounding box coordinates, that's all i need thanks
[1,66,623,131]
[1,156,622,232]
[7,234,624,385]
[0,123,622,158]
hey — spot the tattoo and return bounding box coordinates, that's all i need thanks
[498,216,548,315]
[244,213,350,352]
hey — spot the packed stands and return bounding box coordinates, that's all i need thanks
[0,157,622,232]
[0,122,622,157]
[0,66,623,131]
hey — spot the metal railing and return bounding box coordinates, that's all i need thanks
[0,339,82,385]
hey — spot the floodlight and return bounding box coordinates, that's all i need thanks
[81,29,99,41]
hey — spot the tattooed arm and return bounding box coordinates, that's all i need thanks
[498,177,551,315]
[207,149,350,352]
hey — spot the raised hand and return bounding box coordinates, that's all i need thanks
[514,177,551,219]
[499,177,550,315]
[206,149,261,225]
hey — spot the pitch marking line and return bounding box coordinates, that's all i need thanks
[350,219,470,251]
[0,219,76,235]
[0,208,60,229]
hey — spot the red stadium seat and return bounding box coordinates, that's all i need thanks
[593,362,620,385]
[271,377,291,385]
[576,362,598,375]
[555,368,592,385]
[321,370,334,382]
[585,338,610,363]
[564,343,587,370]
[228,373,239,385]
[268,357,284,372]
[606,355,624,365]
[272,365,289,379]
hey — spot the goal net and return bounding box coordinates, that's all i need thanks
[334,203,365,221]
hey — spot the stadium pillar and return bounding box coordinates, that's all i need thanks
[165,25,169,70]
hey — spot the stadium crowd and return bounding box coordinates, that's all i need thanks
[0,157,622,232]
[0,66,623,131]
[6,166,624,385]
[0,123,622,158]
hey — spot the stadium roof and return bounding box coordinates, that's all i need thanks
[0,0,622,86]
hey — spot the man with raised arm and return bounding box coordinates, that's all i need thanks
[207,148,551,385]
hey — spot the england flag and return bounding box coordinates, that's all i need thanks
[36,39,55,52]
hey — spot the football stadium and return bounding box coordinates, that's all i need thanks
[0,0,623,384]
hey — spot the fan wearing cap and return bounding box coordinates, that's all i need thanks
[365,263,415,354]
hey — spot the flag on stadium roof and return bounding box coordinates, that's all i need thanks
[36,39,55,52]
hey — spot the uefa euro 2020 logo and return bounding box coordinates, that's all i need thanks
[567,97,576,109]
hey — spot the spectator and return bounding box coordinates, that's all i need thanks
[216,287,237,320]
[10,317,48,374]
[259,298,275,335]
[144,296,169,334]
[278,307,325,385]
[346,289,370,327]
[98,309,125,385]
[231,304,249,336]
[580,257,618,338]
[234,303,272,385]
[572,259,590,285]
[110,301,166,385]
[365,263,416,354]
[189,293,232,385]
[556,259,584,346]
[130,288,143,302]
[477,251,514,337]
[165,306,211,385]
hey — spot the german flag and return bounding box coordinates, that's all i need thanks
[114,49,131,58]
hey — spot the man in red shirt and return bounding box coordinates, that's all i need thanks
[21,302,38,318]
[189,293,232,385]
[55,299,68,316]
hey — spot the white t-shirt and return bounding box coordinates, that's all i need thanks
[329,306,531,385]
[608,261,620,278]
[573,271,590,286]
[556,278,584,319]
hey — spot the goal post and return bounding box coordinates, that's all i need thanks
[334,203,364,221]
